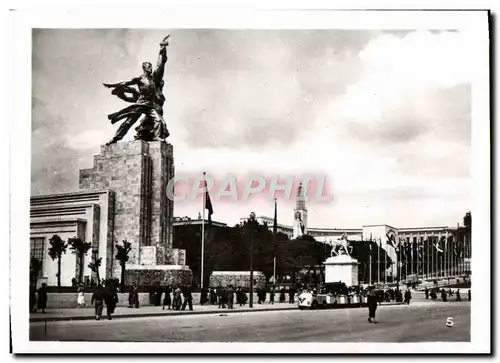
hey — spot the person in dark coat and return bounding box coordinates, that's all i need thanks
[217,286,226,309]
[105,281,119,320]
[257,288,263,304]
[269,287,275,304]
[441,289,448,302]
[236,287,244,306]
[430,289,437,301]
[367,287,378,323]
[425,287,429,299]
[200,287,209,305]
[91,284,109,320]
[162,285,172,310]
[37,283,48,313]
[128,286,134,308]
[149,286,155,306]
[468,289,471,301]
[279,288,286,303]
[155,284,163,306]
[226,285,235,309]
[404,289,412,305]
[30,285,37,313]
[181,285,193,311]
[210,288,217,305]
[289,287,295,304]
[132,285,140,308]
[456,289,461,302]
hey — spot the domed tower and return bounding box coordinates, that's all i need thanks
[293,182,308,239]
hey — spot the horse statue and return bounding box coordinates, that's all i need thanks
[330,233,352,257]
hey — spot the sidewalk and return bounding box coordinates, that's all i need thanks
[30,302,299,322]
[30,301,406,322]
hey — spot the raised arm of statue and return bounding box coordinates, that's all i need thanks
[153,35,169,86]
[103,77,140,89]
[153,45,168,86]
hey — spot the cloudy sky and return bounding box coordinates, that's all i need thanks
[32,29,471,229]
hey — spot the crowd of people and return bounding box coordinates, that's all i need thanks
[425,287,471,302]
[144,284,299,310]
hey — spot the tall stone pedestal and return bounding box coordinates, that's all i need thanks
[324,255,359,287]
[79,140,192,285]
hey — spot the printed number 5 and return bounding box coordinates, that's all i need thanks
[446,317,454,327]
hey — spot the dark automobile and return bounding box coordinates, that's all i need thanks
[323,282,349,296]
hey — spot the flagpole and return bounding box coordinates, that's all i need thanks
[398,242,402,285]
[404,242,408,281]
[273,198,277,285]
[416,240,419,281]
[425,240,429,279]
[369,243,372,285]
[384,241,387,285]
[444,237,447,279]
[410,239,413,279]
[377,239,380,285]
[463,233,466,276]
[201,172,206,289]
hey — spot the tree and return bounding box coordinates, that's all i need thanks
[47,234,67,290]
[115,240,132,292]
[88,248,102,285]
[30,256,42,288]
[68,237,92,284]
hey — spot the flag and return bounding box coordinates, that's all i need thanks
[386,232,399,252]
[399,237,406,253]
[204,180,213,225]
[433,237,443,253]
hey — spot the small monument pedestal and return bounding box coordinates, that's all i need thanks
[324,255,359,287]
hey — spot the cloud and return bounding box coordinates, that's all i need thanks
[31,29,472,229]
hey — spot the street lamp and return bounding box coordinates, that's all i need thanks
[249,211,256,308]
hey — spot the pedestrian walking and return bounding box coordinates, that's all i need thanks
[425,287,429,300]
[105,281,119,320]
[128,286,134,308]
[37,283,48,314]
[288,286,295,304]
[132,285,140,308]
[155,283,162,307]
[210,288,218,305]
[367,287,378,323]
[181,285,193,311]
[172,286,182,310]
[456,289,461,302]
[200,287,209,305]
[217,286,226,308]
[468,289,471,301]
[226,285,234,309]
[279,288,285,303]
[162,285,172,310]
[30,285,37,313]
[269,288,275,304]
[77,285,86,308]
[404,289,412,305]
[441,289,448,302]
[91,284,109,321]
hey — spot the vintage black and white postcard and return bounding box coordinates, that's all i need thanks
[8,6,491,354]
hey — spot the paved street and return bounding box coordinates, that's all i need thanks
[30,300,470,342]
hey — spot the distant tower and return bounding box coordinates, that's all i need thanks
[293,183,308,239]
